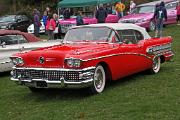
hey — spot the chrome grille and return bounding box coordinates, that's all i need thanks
[13,69,81,82]
[60,24,76,33]
[121,20,136,24]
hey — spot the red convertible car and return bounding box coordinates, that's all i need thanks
[10,23,174,93]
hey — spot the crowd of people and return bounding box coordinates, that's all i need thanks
[32,0,180,40]
[33,7,59,40]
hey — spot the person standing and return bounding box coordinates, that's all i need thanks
[106,3,112,14]
[33,9,41,37]
[153,1,167,38]
[129,1,136,13]
[63,8,71,19]
[42,11,48,27]
[176,1,180,25]
[76,11,84,26]
[95,4,108,23]
[46,14,56,40]
[115,1,126,18]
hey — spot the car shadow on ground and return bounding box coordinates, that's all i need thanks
[0,72,10,77]
[15,66,172,101]
[24,71,150,101]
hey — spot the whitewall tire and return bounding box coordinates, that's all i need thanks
[150,57,161,74]
[91,65,106,94]
[149,21,155,31]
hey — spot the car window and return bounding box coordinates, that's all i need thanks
[64,27,112,42]
[131,5,155,14]
[0,35,27,45]
[109,31,120,43]
[16,15,22,22]
[134,30,144,42]
[117,30,136,44]
[165,2,178,9]
[22,15,29,21]
[117,30,144,44]
[0,15,16,22]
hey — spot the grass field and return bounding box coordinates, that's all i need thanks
[0,24,180,120]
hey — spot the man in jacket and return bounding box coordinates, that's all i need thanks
[95,4,108,23]
[33,9,41,37]
[115,1,126,18]
[153,1,167,38]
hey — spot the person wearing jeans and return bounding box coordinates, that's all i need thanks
[153,1,167,38]
[46,14,56,40]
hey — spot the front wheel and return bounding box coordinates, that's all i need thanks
[149,20,155,31]
[149,57,161,74]
[90,65,106,94]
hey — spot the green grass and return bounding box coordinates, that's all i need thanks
[0,24,180,120]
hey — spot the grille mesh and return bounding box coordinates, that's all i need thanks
[14,69,80,82]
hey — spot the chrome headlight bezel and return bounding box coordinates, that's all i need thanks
[65,58,82,68]
[11,57,24,66]
[136,18,147,23]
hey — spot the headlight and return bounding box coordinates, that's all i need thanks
[1,25,7,29]
[136,18,147,23]
[65,58,82,67]
[11,57,24,66]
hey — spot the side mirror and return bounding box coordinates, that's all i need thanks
[16,18,21,22]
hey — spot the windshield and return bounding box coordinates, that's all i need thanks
[64,27,112,42]
[131,5,155,14]
[0,16,16,22]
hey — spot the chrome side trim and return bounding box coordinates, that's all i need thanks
[12,66,96,71]
[82,52,152,62]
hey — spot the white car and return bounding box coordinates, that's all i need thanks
[0,30,61,72]
[27,21,45,34]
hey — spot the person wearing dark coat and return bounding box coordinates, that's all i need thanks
[76,11,84,26]
[95,4,108,23]
[153,1,167,38]
[33,9,41,37]
[63,8,71,19]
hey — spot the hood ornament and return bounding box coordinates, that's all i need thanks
[39,57,45,64]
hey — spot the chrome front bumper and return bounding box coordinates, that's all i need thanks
[11,67,95,89]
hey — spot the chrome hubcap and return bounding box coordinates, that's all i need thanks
[153,57,159,71]
[95,69,103,89]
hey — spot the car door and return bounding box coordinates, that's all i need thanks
[15,15,24,31]
[165,1,178,24]
[114,29,151,78]
[21,15,30,32]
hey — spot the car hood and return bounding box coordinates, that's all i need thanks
[0,21,13,26]
[0,40,61,64]
[15,42,117,68]
[120,13,153,21]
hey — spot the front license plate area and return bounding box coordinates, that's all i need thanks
[36,81,47,88]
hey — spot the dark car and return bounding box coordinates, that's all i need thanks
[0,15,31,32]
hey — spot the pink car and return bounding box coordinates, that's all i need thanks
[119,0,178,31]
[59,14,119,33]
